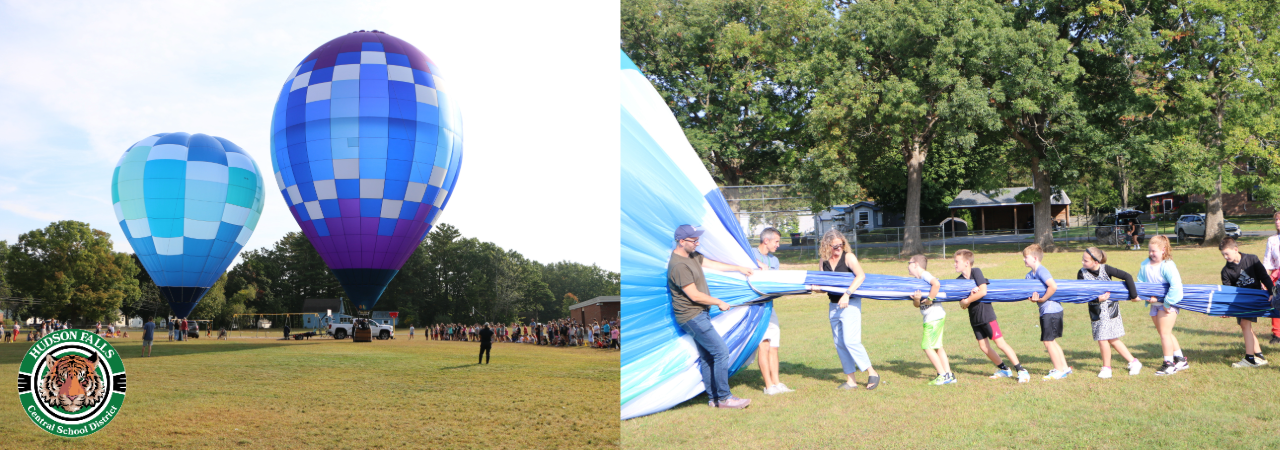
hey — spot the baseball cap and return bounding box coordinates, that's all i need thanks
[674,224,705,241]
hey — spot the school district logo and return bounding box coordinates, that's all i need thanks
[16,329,126,437]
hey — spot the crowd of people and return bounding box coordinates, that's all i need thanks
[671,215,1280,410]
[420,319,620,349]
[3,319,78,343]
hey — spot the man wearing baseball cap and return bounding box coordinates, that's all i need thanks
[669,224,755,409]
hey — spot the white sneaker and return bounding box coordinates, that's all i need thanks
[1231,357,1267,368]
[1017,369,1030,383]
[1097,367,1112,379]
[1127,359,1142,375]
[773,383,795,393]
[763,385,779,395]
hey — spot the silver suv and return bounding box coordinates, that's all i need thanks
[1175,214,1241,241]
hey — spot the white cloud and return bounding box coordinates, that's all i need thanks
[0,0,619,271]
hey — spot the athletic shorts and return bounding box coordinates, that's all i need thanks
[1149,304,1180,317]
[971,320,1003,341]
[922,319,945,350]
[761,312,780,347]
[1040,312,1064,341]
[142,339,153,346]
[1237,317,1258,324]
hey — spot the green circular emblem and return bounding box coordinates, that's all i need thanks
[17,329,126,437]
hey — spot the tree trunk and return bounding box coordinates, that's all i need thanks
[1117,155,1129,210]
[1029,155,1055,251]
[1204,163,1225,246]
[900,137,926,256]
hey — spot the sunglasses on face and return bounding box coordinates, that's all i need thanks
[831,243,844,248]
[683,238,699,244]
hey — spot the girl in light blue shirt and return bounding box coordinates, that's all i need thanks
[1137,235,1187,376]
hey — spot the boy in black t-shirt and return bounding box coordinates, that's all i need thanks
[1219,238,1275,368]
[953,250,1029,383]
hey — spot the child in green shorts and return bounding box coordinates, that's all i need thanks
[909,255,954,385]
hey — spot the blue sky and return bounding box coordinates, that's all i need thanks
[0,0,619,271]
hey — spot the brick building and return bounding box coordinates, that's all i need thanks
[569,296,619,325]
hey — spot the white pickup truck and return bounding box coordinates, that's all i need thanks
[326,318,394,340]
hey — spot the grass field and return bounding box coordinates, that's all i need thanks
[1,336,619,449]
[623,238,1280,449]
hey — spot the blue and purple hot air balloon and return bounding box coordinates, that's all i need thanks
[112,132,266,318]
[270,30,463,313]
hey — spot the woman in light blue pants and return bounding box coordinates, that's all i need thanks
[816,229,880,390]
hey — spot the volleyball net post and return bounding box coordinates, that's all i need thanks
[230,313,318,339]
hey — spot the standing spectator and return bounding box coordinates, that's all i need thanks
[611,325,620,350]
[409,324,415,340]
[179,319,188,341]
[142,318,155,357]
[479,323,494,364]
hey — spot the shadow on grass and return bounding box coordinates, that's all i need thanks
[129,342,320,359]
[440,364,482,370]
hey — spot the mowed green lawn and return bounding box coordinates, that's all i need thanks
[1,335,619,449]
[623,238,1280,449]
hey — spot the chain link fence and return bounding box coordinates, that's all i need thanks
[762,222,1174,263]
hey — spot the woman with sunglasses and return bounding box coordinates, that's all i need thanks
[813,228,880,390]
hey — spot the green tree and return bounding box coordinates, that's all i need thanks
[805,0,1015,254]
[5,221,140,324]
[1136,0,1280,245]
[189,273,227,322]
[621,0,830,186]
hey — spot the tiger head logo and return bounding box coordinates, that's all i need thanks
[40,354,106,413]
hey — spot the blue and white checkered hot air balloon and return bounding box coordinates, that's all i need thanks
[111,132,266,318]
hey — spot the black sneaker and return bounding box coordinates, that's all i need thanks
[1173,356,1190,371]
[1154,360,1176,376]
[1270,335,1280,345]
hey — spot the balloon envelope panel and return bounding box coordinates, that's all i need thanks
[111,132,266,318]
[270,31,463,312]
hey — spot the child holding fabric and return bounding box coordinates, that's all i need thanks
[1218,237,1273,368]
[1077,247,1142,378]
[1139,235,1188,376]
[954,250,1028,383]
[1023,244,1071,380]
[908,255,953,385]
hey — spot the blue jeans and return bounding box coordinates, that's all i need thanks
[680,311,733,402]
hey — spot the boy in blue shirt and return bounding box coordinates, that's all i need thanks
[1024,244,1071,380]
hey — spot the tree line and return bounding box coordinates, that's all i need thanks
[1,221,619,327]
[622,0,1280,253]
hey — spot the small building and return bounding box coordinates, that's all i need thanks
[370,311,399,327]
[569,296,619,325]
[948,187,1070,232]
[301,298,345,329]
[1146,191,1188,215]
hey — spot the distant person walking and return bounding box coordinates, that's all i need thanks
[142,318,155,357]
[479,323,494,364]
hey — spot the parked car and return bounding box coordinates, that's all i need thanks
[1095,210,1146,246]
[1175,214,1241,241]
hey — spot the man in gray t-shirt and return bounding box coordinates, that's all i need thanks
[668,224,754,409]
